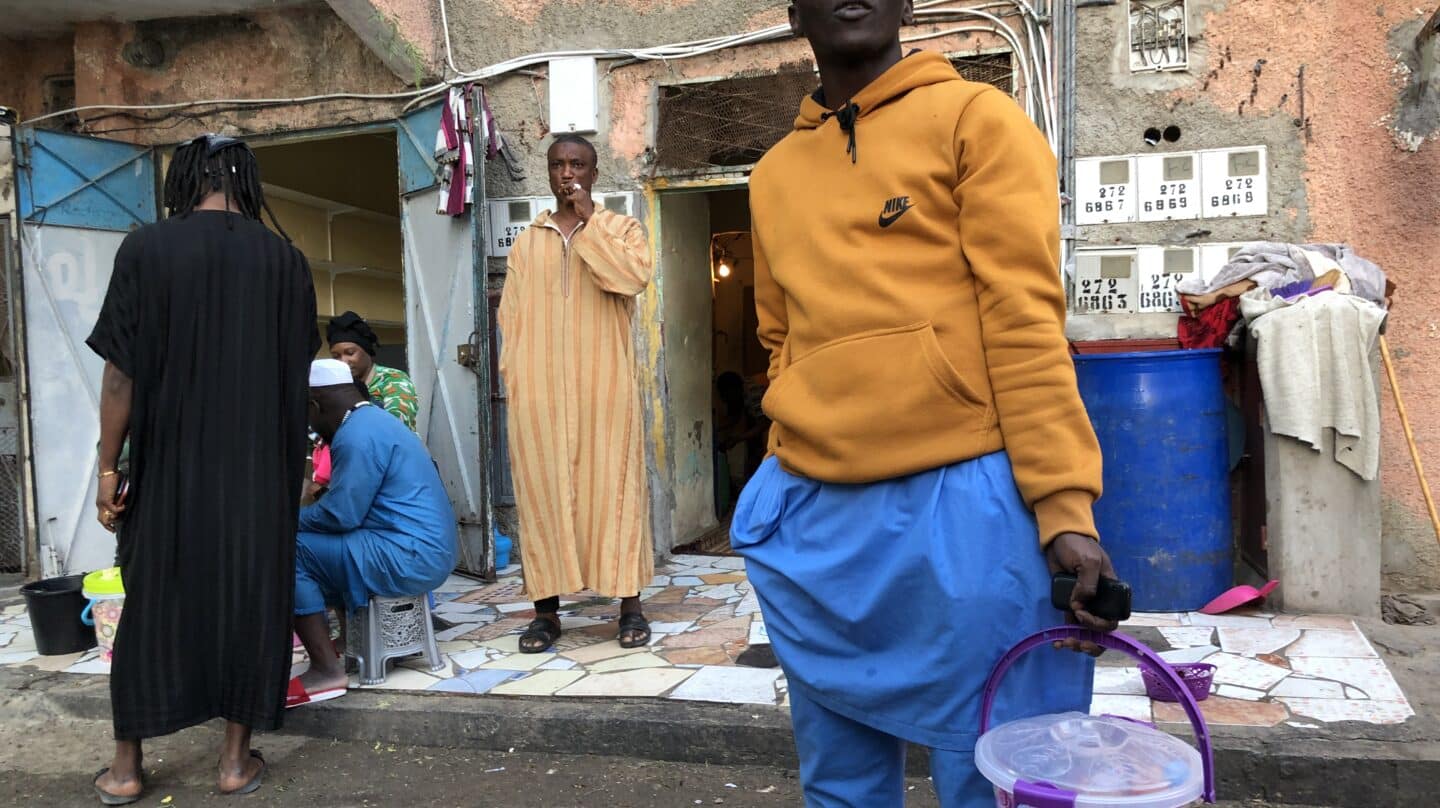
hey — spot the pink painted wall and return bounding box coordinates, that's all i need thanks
[1191,2,1440,585]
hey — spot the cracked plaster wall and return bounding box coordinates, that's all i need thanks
[0,6,409,141]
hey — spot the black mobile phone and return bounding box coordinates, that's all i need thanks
[1050,573,1132,623]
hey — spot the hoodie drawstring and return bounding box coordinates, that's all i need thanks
[821,102,861,164]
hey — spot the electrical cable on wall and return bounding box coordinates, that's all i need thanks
[25,0,1059,147]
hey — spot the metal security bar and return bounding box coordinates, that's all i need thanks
[0,219,22,573]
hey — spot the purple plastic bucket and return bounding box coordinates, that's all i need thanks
[979,627,1217,807]
[1143,662,1215,703]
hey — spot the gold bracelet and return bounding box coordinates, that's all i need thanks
[99,469,119,479]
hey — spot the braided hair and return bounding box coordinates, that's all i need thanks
[162,134,291,241]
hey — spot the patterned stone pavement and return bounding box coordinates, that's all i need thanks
[355,554,784,704]
[1095,610,1415,727]
[0,558,1416,727]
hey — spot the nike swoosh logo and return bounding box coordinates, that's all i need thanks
[878,204,912,228]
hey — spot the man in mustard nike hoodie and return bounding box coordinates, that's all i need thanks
[729,1,1121,805]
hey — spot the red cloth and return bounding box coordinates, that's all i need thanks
[311,443,332,486]
[1178,297,1241,350]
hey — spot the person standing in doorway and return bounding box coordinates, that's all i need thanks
[498,134,656,653]
[733,2,1121,805]
[327,311,419,431]
[716,371,769,485]
[88,134,318,803]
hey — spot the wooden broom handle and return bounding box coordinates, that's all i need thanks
[1380,335,1440,545]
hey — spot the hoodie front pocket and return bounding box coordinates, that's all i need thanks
[763,323,993,473]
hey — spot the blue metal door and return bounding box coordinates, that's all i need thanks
[17,129,156,575]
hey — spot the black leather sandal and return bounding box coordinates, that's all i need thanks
[617,612,651,649]
[519,616,562,653]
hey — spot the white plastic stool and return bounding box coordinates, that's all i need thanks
[346,593,445,685]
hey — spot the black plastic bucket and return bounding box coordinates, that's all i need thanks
[20,574,95,655]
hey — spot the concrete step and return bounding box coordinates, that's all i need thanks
[8,665,1435,808]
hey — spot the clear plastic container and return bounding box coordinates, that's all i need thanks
[82,567,125,664]
[975,712,1204,808]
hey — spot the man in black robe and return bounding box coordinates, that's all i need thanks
[87,134,318,803]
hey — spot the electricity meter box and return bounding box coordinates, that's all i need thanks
[548,57,599,134]
[487,198,546,257]
[1075,157,1137,225]
[487,193,638,258]
[1136,153,1200,222]
[1200,146,1267,218]
[1136,246,1197,313]
[1074,249,1139,314]
[1078,145,1268,225]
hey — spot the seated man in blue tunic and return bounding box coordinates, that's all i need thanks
[287,359,457,708]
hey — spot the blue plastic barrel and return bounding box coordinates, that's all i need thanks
[1073,349,1233,612]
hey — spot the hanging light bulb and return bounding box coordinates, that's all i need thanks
[717,259,732,278]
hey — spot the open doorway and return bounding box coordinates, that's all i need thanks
[251,132,407,368]
[659,186,765,557]
[707,190,768,524]
[251,117,492,578]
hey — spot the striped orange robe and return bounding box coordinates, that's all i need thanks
[497,208,655,601]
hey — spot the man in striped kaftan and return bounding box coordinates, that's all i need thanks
[497,134,656,653]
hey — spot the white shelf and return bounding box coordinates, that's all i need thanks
[262,183,399,224]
